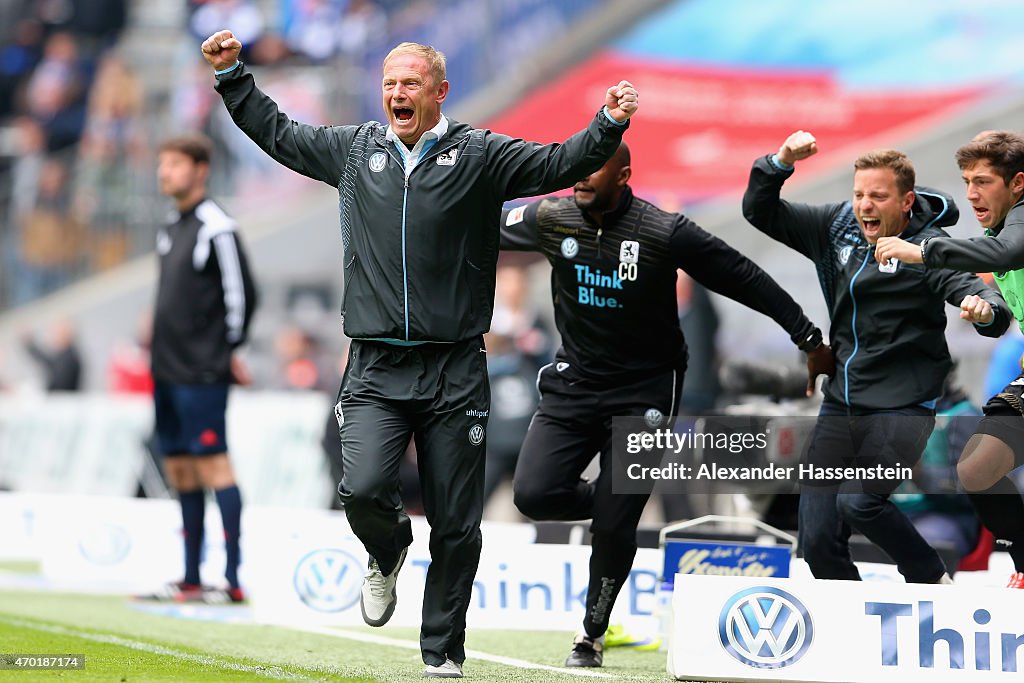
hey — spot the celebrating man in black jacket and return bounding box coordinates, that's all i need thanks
[202,30,637,678]
[501,142,833,668]
[743,130,1009,585]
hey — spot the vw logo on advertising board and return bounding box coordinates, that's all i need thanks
[293,548,364,613]
[719,586,813,669]
[77,523,132,565]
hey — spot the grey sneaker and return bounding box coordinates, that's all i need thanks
[360,547,407,627]
[423,659,463,678]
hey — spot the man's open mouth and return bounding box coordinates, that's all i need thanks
[862,218,880,230]
[394,107,414,122]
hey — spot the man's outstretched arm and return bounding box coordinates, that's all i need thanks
[203,29,351,186]
[671,217,834,395]
[488,81,637,201]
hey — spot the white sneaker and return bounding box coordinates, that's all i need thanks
[360,547,407,627]
[423,659,463,678]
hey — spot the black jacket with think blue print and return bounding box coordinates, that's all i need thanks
[743,154,1009,410]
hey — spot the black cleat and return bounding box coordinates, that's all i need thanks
[564,632,604,667]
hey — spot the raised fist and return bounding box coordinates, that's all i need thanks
[605,80,639,123]
[777,130,818,166]
[201,30,242,72]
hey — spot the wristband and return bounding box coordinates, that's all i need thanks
[215,61,241,76]
[602,106,627,126]
[797,328,823,353]
[770,153,794,171]
[919,237,931,264]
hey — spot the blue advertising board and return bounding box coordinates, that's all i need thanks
[662,540,791,590]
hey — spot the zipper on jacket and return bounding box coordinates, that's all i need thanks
[842,252,871,406]
[397,137,462,341]
[596,227,603,258]
[402,173,410,340]
[389,135,464,342]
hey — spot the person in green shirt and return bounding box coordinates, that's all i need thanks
[876,130,1024,588]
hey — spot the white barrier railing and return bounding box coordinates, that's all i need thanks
[0,392,333,507]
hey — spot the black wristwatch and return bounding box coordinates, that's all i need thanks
[797,328,824,353]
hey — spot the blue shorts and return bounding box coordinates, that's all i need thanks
[154,380,229,456]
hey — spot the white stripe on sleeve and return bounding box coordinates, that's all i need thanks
[212,232,246,344]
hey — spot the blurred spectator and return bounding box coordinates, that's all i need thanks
[107,311,153,394]
[482,330,539,505]
[676,270,720,414]
[11,156,87,304]
[75,52,147,270]
[279,0,347,63]
[0,18,44,119]
[490,264,552,365]
[24,31,87,152]
[660,271,719,523]
[21,317,83,391]
[247,32,291,67]
[36,0,128,58]
[189,0,269,65]
[270,325,330,392]
[337,0,388,56]
[893,372,984,568]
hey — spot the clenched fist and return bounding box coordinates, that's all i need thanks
[777,130,818,167]
[604,80,639,123]
[201,29,242,72]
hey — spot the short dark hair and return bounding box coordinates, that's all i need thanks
[853,149,915,195]
[955,131,1024,185]
[158,134,213,165]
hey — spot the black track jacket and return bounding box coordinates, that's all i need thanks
[151,198,258,384]
[215,64,627,343]
[743,155,1009,409]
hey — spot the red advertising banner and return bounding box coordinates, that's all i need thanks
[486,52,985,208]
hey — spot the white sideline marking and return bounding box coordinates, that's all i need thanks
[285,622,616,678]
[0,616,315,681]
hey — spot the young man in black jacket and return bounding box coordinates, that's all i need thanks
[743,130,1009,586]
[500,142,833,668]
[876,130,1024,588]
[201,31,638,677]
[151,134,258,604]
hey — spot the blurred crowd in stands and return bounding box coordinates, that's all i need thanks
[0,0,452,310]
[1,0,133,306]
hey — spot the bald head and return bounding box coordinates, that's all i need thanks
[573,142,632,218]
[612,141,630,168]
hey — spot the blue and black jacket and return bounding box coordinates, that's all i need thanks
[743,154,1009,410]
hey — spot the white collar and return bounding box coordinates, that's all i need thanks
[385,114,449,149]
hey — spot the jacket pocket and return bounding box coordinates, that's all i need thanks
[464,256,486,326]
